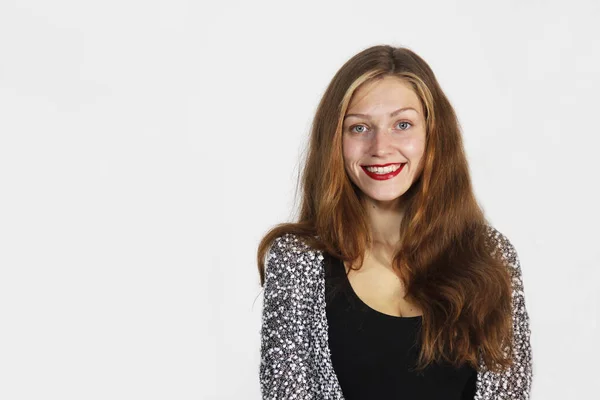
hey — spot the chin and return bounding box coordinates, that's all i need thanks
[362,191,407,203]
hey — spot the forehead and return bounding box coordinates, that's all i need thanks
[347,76,422,114]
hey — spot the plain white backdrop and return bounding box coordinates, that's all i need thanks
[0,0,598,399]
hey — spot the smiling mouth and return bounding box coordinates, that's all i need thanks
[361,163,406,180]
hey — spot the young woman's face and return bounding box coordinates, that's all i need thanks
[342,76,427,206]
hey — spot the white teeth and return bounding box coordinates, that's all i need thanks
[365,164,402,174]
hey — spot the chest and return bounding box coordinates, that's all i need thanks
[343,253,423,318]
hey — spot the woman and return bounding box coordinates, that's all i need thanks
[256,45,532,399]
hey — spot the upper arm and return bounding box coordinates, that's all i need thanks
[474,228,533,400]
[259,234,315,399]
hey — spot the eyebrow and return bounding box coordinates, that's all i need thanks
[344,107,419,120]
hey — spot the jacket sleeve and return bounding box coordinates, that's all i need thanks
[474,228,533,399]
[259,234,315,399]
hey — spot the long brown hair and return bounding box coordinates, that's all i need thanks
[256,45,513,373]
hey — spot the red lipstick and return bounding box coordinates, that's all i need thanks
[361,163,405,180]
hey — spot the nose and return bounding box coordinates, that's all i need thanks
[370,128,393,157]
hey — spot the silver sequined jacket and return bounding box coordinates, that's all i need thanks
[259,226,533,399]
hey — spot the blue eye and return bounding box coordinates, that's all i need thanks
[349,122,412,134]
[397,121,412,130]
[350,124,367,134]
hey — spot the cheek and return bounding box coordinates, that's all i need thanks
[342,137,362,164]
[399,136,426,160]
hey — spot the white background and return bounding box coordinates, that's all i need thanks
[1,0,598,399]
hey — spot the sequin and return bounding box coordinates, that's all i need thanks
[259,226,533,399]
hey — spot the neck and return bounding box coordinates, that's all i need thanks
[362,196,405,248]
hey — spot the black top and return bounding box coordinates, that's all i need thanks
[324,253,477,400]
